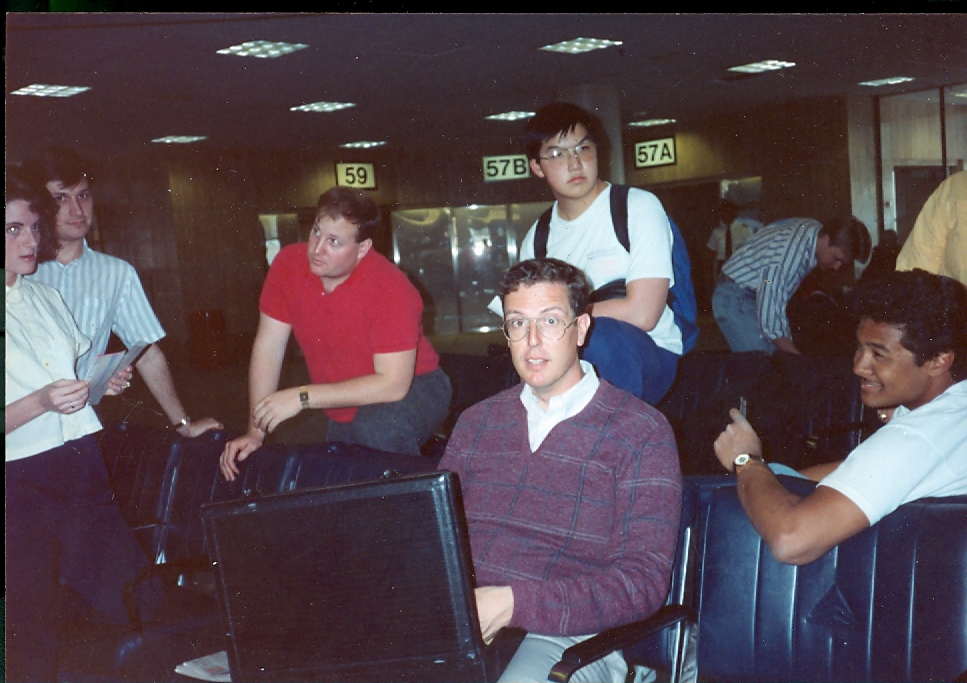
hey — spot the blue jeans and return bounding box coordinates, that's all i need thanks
[581,317,679,405]
[712,278,775,354]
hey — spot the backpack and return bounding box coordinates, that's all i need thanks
[533,184,699,354]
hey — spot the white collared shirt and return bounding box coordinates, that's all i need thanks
[520,360,600,451]
[5,276,102,461]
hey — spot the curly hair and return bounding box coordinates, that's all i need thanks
[315,187,381,243]
[498,258,591,317]
[6,164,60,263]
[850,269,967,381]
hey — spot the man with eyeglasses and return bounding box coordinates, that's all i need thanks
[220,187,451,478]
[490,103,682,405]
[442,258,682,683]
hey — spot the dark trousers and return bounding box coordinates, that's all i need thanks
[326,368,453,456]
[582,317,679,405]
[5,435,150,682]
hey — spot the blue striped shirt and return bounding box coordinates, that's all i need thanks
[28,240,165,379]
[721,218,821,340]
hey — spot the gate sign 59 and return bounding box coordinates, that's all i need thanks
[336,163,377,189]
[634,138,677,169]
[483,154,530,182]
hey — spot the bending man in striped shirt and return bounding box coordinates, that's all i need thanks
[25,147,223,437]
[712,216,871,355]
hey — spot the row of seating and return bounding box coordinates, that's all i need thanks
[63,425,441,681]
[552,477,967,683]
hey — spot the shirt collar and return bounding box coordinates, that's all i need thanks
[520,359,599,416]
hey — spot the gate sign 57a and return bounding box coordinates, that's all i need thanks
[634,137,676,168]
[483,154,530,182]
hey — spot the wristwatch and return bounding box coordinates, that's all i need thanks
[299,386,310,410]
[174,416,191,429]
[732,453,765,471]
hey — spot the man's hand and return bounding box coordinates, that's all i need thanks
[474,585,514,643]
[177,417,225,438]
[220,429,265,481]
[252,387,303,434]
[714,408,763,472]
[42,379,90,414]
[104,365,134,397]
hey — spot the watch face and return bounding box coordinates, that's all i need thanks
[734,454,751,468]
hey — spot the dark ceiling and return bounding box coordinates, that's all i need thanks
[6,13,967,165]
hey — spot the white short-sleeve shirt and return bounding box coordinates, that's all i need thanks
[819,380,967,525]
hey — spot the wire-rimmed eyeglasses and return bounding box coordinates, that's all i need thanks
[502,315,578,342]
[538,139,596,164]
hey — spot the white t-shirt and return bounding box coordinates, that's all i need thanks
[820,380,967,525]
[490,185,682,354]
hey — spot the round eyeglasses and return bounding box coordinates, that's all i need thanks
[502,315,578,342]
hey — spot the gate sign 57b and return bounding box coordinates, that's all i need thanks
[634,137,676,168]
[483,154,531,182]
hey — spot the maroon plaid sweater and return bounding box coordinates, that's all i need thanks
[439,380,682,636]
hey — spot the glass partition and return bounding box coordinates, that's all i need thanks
[393,201,551,334]
[879,84,965,243]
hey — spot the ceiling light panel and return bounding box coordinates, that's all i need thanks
[290,101,356,113]
[858,76,915,87]
[152,135,207,144]
[628,118,677,127]
[340,141,386,149]
[216,40,308,58]
[485,111,535,121]
[728,60,796,74]
[540,37,622,54]
[11,84,90,97]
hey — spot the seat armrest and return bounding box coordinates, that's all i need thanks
[548,605,692,683]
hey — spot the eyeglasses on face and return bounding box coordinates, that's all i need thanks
[539,139,596,164]
[502,315,577,342]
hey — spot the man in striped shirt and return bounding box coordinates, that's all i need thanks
[25,147,223,437]
[712,216,871,355]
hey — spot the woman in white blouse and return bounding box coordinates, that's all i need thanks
[5,165,142,682]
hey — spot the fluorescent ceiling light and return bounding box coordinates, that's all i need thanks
[728,60,796,74]
[340,141,386,149]
[485,111,535,121]
[11,84,91,97]
[540,37,623,54]
[216,40,308,58]
[628,118,677,127]
[290,101,356,113]
[858,76,915,87]
[152,135,207,144]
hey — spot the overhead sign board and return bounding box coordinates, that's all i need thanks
[483,154,530,182]
[634,137,676,168]
[336,163,377,189]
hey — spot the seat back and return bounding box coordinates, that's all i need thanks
[693,476,967,682]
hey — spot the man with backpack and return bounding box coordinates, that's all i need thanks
[490,102,693,405]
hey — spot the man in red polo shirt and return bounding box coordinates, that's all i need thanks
[220,188,450,478]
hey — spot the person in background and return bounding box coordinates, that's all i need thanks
[896,169,966,287]
[712,215,871,355]
[24,147,222,437]
[490,102,682,405]
[220,187,451,479]
[6,165,146,682]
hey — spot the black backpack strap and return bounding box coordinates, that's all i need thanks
[534,206,553,259]
[609,184,630,252]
